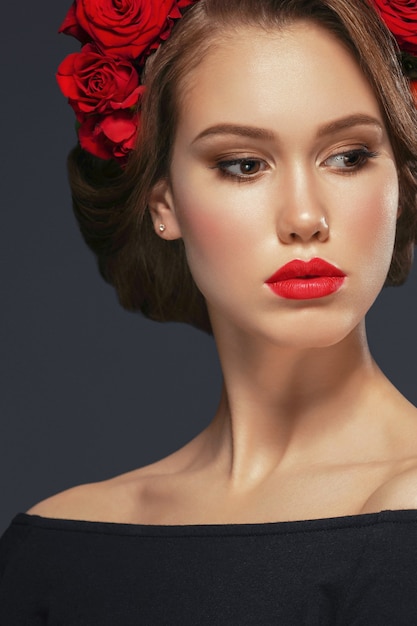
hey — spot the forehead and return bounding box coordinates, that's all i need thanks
[177,22,383,143]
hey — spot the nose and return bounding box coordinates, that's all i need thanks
[276,169,330,244]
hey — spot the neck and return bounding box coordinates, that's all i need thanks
[199,320,392,490]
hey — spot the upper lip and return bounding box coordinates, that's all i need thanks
[265,258,346,283]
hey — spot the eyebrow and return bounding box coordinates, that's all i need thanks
[192,124,275,144]
[191,114,384,144]
[316,114,384,137]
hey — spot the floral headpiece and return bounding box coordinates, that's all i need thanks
[57,0,417,164]
[57,0,198,163]
[372,0,417,99]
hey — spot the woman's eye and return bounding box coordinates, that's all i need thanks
[216,158,266,179]
[324,148,378,170]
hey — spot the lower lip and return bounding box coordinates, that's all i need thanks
[267,276,345,300]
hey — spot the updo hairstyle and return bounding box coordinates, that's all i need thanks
[67,0,417,334]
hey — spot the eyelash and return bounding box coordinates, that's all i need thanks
[212,148,379,182]
[324,148,379,172]
[213,158,266,182]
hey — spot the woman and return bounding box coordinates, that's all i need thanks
[1,0,417,622]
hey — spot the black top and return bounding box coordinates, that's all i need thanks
[1,509,417,625]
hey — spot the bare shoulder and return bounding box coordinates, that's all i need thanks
[26,435,204,523]
[360,460,417,515]
[359,394,417,515]
[26,481,110,521]
[25,460,173,523]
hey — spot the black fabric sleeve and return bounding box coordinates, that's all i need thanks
[337,515,417,625]
[0,520,32,584]
[1,510,417,625]
[0,520,46,625]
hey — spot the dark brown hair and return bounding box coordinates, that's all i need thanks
[68,0,417,333]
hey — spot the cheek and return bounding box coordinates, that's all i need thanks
[178,204,250,302]
[362,181,397,253]
[172,181,263,275]
[340,167,399,289]
[181,205,231,246]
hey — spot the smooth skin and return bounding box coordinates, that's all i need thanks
[29,22,417,524]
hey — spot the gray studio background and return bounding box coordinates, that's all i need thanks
[1,1,416,535]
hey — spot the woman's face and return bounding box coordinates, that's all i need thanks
[153,22,399,347]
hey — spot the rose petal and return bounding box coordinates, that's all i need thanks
[56,44,143,116]
[58,2,91,44]
[78,116,114,160]
[411,80,417,104]
[99,111,138,143]
[68,0,192,58]
[371,0,417,55]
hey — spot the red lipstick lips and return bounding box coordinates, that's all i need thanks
[265,258,346,300]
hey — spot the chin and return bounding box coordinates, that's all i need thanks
[256,312,365,350]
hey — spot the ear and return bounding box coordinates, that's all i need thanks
[148,178,182,240]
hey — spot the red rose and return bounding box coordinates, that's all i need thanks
[57,43,144,120]
[58,2,90,44]
[371,0,417,55]
[78,110,139,161]
[411,80,417,104]
[59,0,197,60]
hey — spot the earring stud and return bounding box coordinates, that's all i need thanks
[159,224,166,232]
